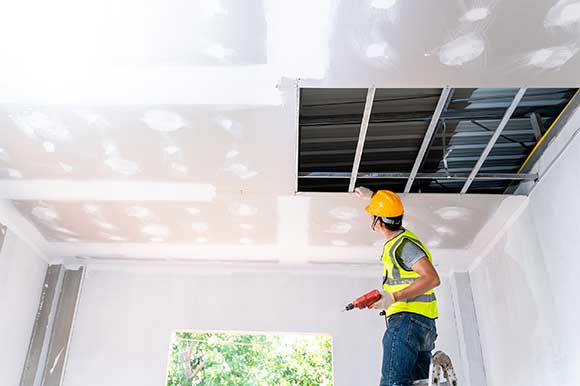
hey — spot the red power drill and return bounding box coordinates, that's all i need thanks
[343,289,382,311]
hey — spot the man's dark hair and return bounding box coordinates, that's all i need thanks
[383,222,402,232]
[379,215,403,231]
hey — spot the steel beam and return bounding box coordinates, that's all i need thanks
[301,116,553,130]
[460,88,527,194]
[348,87,376,192]
[41,267,85,386]
[20,265,63,386]
[301,153,529,168]
[405,87,454,192]
[300,141,536,156]
[299,107,561,126]
[299,171,537,181]
[529,112,543,141]
[300,128,534,144]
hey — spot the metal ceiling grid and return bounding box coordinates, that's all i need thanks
[298,87,578,194]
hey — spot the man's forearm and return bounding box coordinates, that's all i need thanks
[392,276,440,302]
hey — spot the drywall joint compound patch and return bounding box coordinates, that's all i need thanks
[370,0,397,10]
[142,109,186,132]
[59,162,73,173]
[366,42,390,59]
[545,0,580,28]
[435,206,472,220]
[224,162,258,179]
[0,147,9,161]
[438,33,485,66]
[527,46,578,69]
[460,7,490,22]
[7,169,23,178]
[126,206,154,220]
[11,111,72,142]
[102,142,141,176]
[324,222,352,234]
[140,223,171,238]
[163,146,181,155]
[329,207,359,221]
[229,203,258,216]
[32,206,60,222]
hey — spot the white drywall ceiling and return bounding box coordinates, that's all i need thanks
[0,0,577,269]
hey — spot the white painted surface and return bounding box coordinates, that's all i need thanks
[0,200,49,260]
[0,229,47,386]
[0,0,577,269]
[1,0,579,106]
[470,129,580,386]
[433,277,464,383]
[449,272,486,386]
[4,192,506,271]
[63,267,462,386]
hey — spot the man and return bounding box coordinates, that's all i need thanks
[355,187,440,386]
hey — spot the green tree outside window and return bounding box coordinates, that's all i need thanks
[166,331,333,386]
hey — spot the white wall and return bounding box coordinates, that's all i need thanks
[63,267,462,386]
[470,130,580,386]
[0,229,48,386]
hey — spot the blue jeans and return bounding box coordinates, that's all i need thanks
[380,312,437,386]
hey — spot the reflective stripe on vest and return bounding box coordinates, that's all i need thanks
[381,229,438,319]
[403,294,437,303]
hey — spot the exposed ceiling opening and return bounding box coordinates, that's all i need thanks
[298,87,578,194]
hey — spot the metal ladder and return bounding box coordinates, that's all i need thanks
[413,351,458,386]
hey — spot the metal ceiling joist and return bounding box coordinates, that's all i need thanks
[300,128,535,144]
[460,88,527,194]
[405,87,454,192]
[299,172,537,181]
[299,107,556,126]
[301,147,417,156]
[300,141,534,156]
[348,86,376,192]
[301,153,529,168]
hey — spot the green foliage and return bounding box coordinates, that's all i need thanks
[166,331,333,386]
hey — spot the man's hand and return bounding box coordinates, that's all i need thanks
[354,186,373,199]
[369,289,395,310]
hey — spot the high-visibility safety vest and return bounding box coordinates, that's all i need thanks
[381,229,438,319]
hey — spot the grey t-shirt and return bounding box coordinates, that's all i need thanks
[388,230,427,271]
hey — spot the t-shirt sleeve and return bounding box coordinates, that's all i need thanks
[396,240,427,271]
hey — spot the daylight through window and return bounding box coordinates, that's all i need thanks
[166,331,334,386]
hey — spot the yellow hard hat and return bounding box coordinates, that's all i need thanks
[365,190,404,218]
